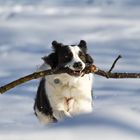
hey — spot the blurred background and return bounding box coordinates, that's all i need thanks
[0,0,140,140]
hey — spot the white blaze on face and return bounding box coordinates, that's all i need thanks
[65,45,86,71]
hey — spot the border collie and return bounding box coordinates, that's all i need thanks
[34,40,94,124]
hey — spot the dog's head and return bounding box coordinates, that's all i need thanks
[42,40,93,73]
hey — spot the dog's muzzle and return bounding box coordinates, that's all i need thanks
[71,62,84,76]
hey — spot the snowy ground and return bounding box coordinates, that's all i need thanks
[0,1,140,140]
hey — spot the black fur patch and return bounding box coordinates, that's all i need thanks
[78,40,93,65]
[34,78,57,122]
[43,44,73,69]
[57,45,73,64]
[85,54,94,64]
[78,40,87,53]
[42,53,58,69]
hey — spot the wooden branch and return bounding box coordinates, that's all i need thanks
[95,69,140,79]
[108,55,122,73]
[0,62,140,94]
[95,55,140,78]
[0,65,97,94]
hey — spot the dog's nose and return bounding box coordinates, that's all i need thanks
[73,62,83,69]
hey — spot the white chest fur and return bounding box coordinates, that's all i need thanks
[44,73,93,120]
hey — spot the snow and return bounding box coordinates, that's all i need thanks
[0,0,140,140]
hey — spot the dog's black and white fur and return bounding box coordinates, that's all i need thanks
[34,40,94,124]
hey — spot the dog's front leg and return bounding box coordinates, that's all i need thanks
[51,97,72,120]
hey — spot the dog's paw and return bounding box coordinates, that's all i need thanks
[53,110,71,120]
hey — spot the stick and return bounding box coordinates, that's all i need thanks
[0,56,140,94]
[0,66,97,94]
[95,69,140,78]
[108,55,122,73]
[95,55,140,78]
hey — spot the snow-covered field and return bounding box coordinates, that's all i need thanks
[0,1,140,140]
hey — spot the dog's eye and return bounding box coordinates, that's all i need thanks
[64,55,69,58]
[79,52,86,62]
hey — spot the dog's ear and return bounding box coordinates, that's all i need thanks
[52,40,63,50]
[85,54,94,65]
[78,40,87,52]
[42,53,58,69]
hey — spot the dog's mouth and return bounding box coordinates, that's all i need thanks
[62,67,84,77]
[72,71,81,76]
[71,69,83,77]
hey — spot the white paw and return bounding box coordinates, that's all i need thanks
[53,110,71,120]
